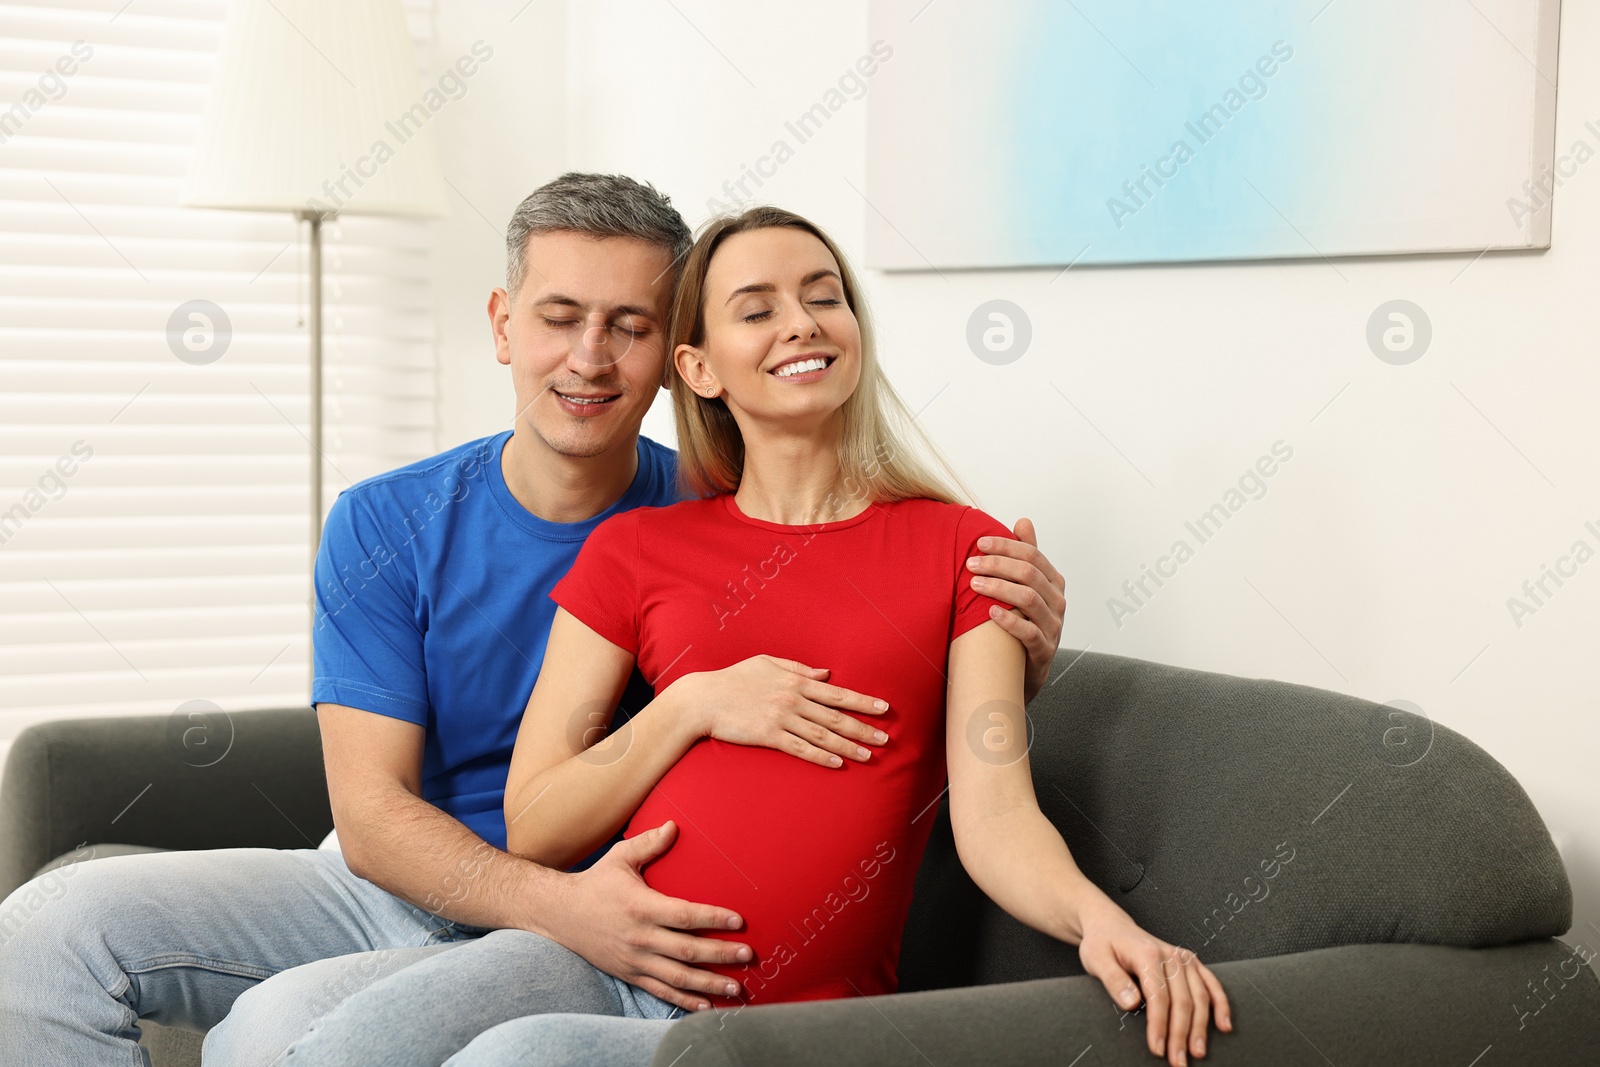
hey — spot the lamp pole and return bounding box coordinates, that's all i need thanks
[297,208,327,689]
[183,0,447,698]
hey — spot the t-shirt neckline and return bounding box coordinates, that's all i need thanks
[486,430,661,542]
[720,492,882,534]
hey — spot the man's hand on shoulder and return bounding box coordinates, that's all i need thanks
[964,516,1067,703]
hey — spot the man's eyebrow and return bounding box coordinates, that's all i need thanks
[532,294,657,319]
[723,269,841,305]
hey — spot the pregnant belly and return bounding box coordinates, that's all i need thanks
[624,738,932,1008]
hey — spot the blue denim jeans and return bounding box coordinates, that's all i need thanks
[0,846,482,1067]
[280,927,684,1066]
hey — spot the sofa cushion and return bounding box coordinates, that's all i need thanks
[659,939,1600,1067]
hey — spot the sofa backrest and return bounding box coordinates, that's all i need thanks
[897,648,1572,991]
[0,708,333,897]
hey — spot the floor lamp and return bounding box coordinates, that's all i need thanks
[182,0,447,690]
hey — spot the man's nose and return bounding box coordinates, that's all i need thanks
[572,312,617,371]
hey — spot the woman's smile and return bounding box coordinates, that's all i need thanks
[768,354,836,382]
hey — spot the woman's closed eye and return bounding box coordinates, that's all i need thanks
[742,298,841,324]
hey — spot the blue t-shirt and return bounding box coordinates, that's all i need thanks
[311,430,679,851]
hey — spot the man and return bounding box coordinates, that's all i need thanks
[0,173,1067,1066]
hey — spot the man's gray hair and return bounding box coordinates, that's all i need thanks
[505,172,692,297]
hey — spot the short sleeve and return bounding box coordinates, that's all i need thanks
[312,491,429,723]
[550,511,640,654]
[950,506,1019,643]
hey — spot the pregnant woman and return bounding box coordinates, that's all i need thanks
[289,208,1230,1067]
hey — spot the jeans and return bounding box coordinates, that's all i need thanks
[0,846,481,1067]
[281,928,683,1067]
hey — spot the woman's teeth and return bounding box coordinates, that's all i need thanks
[773,358,829,378]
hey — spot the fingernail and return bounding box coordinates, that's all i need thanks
[1120,988,1138,1006]
[697,1001,710,1011]
[855,746,870,759]
[724,982,739,995]
[1156,1038,1164,1055]
[829,755,842,767]
[1178,1052,1187,1066]
[727,915,742,929]
[735,946,751,961]
[873,730,888,742]
[966,556,980,570]
[873,699,889,711]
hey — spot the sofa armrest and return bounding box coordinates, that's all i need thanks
[650,939,1600,1066]
[0,708,333,897]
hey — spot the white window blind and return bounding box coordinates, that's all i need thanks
[0,0,439,745]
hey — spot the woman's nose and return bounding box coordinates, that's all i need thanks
[783,307,820,342]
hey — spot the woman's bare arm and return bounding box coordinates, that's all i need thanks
[943,622,1095,934]
[945,622,1231,1066]
[502,608,704,866]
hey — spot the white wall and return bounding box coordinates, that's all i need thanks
[430,0,1599,961]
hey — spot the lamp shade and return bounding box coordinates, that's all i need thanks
[184,0,448,218]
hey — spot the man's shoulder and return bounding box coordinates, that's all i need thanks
[637,433,677,465]
[320,434,504,546]
[343,433,503,504]
[634,435,679,499]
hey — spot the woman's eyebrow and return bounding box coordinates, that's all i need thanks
[724,282,775,304]
[724,269,841,305]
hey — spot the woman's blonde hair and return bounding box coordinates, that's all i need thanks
[666,205,971,515]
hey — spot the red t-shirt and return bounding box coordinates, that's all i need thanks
[551,493,1012,1008]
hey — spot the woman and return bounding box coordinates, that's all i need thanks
[293,207,1230,1067]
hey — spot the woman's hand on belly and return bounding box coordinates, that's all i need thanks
[668,655,891,769]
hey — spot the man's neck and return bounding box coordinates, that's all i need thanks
[500,427,641,525]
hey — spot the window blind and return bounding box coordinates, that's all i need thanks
[0,0,439,746]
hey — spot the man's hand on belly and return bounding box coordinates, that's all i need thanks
[541,819,752,1013]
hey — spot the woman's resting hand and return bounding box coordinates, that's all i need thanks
[1076,895,1233,1066]
[670,655,891,768]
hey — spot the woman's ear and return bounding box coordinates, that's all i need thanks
[674,342,722,399]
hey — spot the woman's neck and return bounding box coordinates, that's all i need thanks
[732,418,869,526]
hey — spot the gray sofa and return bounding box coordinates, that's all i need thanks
[3,648,1596,1065]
